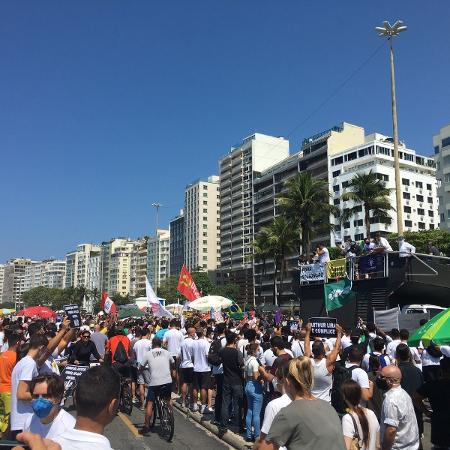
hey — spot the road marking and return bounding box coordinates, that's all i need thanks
[118,412,142,438]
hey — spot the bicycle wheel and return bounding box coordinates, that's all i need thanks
[120,381,133,415]
[151,399,159,428]
[159,398,174,442]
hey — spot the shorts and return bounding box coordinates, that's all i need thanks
[0,392,11,433]
[193,371,211,390]
[137,368,151,386]
[146,383,172,402]
[130,365,138,382]
[180,367,194,384]
[112,361,131,379]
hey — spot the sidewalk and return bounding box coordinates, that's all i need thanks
[171,395,251,450]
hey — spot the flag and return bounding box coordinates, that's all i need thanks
[146,277,173,319]
[101,292,116,315]
[326,258,347,280]
[177,265,200,301]
[275,310,282,325]
[210,306,215,321]
[358,254,385,274]
[323,277,356,312]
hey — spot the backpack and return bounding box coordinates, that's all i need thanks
[331,364,358,414]
[113,340,129,364]
[207,338,223,366]
[368,353,388,371]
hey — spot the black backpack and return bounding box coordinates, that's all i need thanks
[331,364,358,414]
[113,340,129,364]
[207,338,223,366]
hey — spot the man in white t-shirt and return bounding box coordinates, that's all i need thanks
[386,329,401,361]
[54,365,120,450]
[192,328,211,414]
[316,243,330,265]
[374,233,393,252]
[346,347,373,403]
[23,373,75,439]
[133,327,153,409]
[163,319,184,392]
[179,327,196,408]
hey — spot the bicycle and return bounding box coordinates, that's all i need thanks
[151,393,174,442]
[119,375,133,415]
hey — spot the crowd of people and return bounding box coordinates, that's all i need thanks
[0,311,449,450]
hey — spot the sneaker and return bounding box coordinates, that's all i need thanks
[202,406,214,414]
[139,426,150,436]
[191,403,199,412]
[139,406,145,412]
[132,398,139,405]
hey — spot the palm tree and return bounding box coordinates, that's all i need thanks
[341,171,394,238]
[252,228,271,300]
[262,216,299,305]
[277,172,336,257]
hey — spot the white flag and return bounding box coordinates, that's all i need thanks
[146,277,173,319]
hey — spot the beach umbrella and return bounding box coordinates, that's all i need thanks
[17,306,56,319]
[165,304,184,314]
[118,307,145,319]
[408,307,450,347]
[0,309,15,315]
[189,296,233,312]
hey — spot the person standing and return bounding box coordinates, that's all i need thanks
[192,328,211,414]
[133,327,152,410]
[378,365,419,450]
[163,319,184,392]
[90,325,108,360]
[179,327,196,409]
[316,243,330,265]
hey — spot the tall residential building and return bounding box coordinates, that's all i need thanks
[0,264,5,303]
[2,259,34,305]
[331,133,438,242]
[100,238,135,296]
[87,253,102,292]
[184,176,220,272]
[434,124,450,230]
[130,237,148,297]
[252,123,367,305]
[170,210,185,276]
[24,260,66,291]
[219,133,290,304]
[147,230,170,290]
[64,244,101,289]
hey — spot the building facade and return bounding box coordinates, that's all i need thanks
[130,237,148,297]
[434,124,450,230]
[2,258,34,306]
[331,133,438,242]
[169,211,185,276]
[0,264,5,304]
[64,244,101,289]
[23,259,66,291]
[184,176,220,272]
[147,230,170,290]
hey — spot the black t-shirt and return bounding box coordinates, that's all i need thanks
[398,362,424,397]
[70,340,101,365]
[417,379,450,446]
[270,353,292,376]
[220,347,243,386]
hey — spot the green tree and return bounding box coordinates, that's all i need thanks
[278,172,336,257]
[387,229,450,256]
[111,292,131,306]
[191,271,215,296]
[341,171,394,238]
[252,228,271,299]
[158,275,182,302]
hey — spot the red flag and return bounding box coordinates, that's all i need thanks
[101,291,117,315]
[177,265,200,301]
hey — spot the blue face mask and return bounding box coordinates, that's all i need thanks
[31,397,54,419]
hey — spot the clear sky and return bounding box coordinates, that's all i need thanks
[1,1,449,262]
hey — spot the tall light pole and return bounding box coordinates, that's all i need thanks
[375,20,407,235]
[152,202,162,295]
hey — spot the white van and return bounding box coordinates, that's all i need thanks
[401,304,446,319]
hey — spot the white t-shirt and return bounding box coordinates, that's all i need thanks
[54,428,114,450]
[377,237,393,252]
[133,338,152,366]
[144,348,173,386]
[23,408,75,439]
[386,339,401,361]
[291,340,305,358]
[260,348,276,367]
[261,393,291,450]
[318,247,330,264]
[342,409,380,450]
[311,358,332,402]
[245,356,259,378]
[192,338,211,372]
[11,355,39,431]
[441,345,450,358]
[163,328,184,358]
[421,349,441,367]
[345,363,370,389]
[180,337,195,369]
[362,352,391,372]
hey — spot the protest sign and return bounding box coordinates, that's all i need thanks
[309,317,337,338]
[299,264,325,284]
[64,304,81,328]
[62,364,89,394]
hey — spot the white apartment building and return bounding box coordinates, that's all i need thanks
[130,237,148,297]
[147,230,170,290]
[87,253,101,292]
[65,244,101,289]
[434,124,450,230]
[184,176,220,272]
[2,258,34,305]
[330,133,438,243]
[24,259,66,291]
[0,264,5,303]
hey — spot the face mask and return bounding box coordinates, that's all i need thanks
[31,397,54,419]
[376,377,390,391]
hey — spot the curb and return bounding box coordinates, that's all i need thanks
[172,402,250,450]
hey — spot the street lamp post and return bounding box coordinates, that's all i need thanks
[152,202,162,296]
[375,20,407,236]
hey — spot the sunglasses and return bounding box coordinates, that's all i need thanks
[82,335,90,339]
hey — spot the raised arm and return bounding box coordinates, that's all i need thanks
[304,323,312,358]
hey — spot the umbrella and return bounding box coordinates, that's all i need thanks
[408,307,450,347]
[0,309,15,315]
[18,306,56,319]
[189,296,233,312]
[118,307,145,319]
[165,304,184,314]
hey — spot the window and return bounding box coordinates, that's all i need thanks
[430,224,435,230]
[442,137,450,148]
[354,233,364,241]
[203,248,208,253]
[417,208,425,216]
[346,152,357,162]
[203,185,208,190]
[427,197,433,204]
[427,184,432,190]
[434,146,440,154]
[203,209,208,213]
[402,178,410,186]
[376,173,389,182]
[405,220,413,227]
[203,201,208,205]
[342,181,350,188]
[416,195,424,202]
[203,193,208,197]
[203,240,208,244]
[404,206,411,213]
[403,192,410,200]
[418,222,425,230]
[428,210,434,217]
[344,222,350,229]
[333,185,339,192]
[332,170,341,177]
[334,199,340,205]
[353,219,363,227]
[415,181,423,189]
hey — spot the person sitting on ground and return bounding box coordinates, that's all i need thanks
[23,374,75,439]
[53,365,120,449]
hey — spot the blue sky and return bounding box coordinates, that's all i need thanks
[1,1,449,261]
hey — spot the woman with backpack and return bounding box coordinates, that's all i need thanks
[341,379,380,450]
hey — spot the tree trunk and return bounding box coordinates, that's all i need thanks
[364,203,371,238]
[273,260,278,306]
[259,258,266,302]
